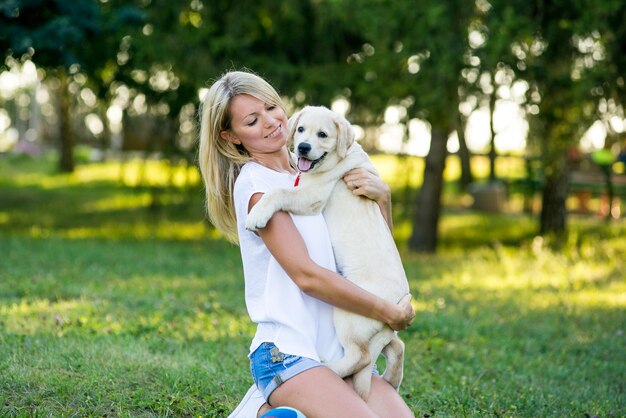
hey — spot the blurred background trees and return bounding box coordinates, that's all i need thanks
[1,0,625,251]
[0,0,145,171]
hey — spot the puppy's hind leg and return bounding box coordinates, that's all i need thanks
[325,340,370,379]
[351,329,395,400]
[351,361,375,401]
[381,334,405,390]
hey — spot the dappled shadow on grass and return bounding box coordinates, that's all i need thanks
[394,211,541,252]
[0,217,251,338]
[0,331,252,417]
[437,211,538,249]
[0,179,218,241]
[1,227,624,416]
[2,156,626,416]
[0,154,212,242]
[0,294,255,342]
[400,238,625,417]
[0,234,245,307]
[403,301,625,416]
[0,231,256,416]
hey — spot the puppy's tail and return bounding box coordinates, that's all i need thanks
[382,335,405,390]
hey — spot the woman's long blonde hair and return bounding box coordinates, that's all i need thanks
[198,70,285,243]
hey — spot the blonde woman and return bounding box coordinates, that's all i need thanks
[199,70,415,418]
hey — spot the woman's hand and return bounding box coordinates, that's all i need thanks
[343,168,390,203]
[387,294,415,331]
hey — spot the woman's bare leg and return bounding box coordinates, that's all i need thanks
[257,369,414,418]
[365,375,414,418]
[267,366,378,418]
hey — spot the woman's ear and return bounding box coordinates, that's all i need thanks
[220,130,241,145]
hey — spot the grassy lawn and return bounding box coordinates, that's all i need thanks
[1,153,624,417]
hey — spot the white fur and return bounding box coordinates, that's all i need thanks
[245,106,410,400]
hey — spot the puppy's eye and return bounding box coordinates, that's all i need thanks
[317,131,327,138]
[297,126,304,133]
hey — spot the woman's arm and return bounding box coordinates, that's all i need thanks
[251,193,414,331]
[342,168,393,231]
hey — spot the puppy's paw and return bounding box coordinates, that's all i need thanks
[245,206,272,231]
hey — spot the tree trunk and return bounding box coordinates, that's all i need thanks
[539,153,569,235]
[409,129,448,253]
[488,77,497,182]
[58,69,75,173]
[456,111,473,190]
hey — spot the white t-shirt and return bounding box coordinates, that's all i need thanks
[234,161,343,363]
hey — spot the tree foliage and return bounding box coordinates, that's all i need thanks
[506,0,625,234]
[2,0,624,248]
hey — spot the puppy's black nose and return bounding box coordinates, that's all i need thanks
[298,142,311,156]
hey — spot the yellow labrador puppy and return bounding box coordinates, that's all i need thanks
[245,106,410,400]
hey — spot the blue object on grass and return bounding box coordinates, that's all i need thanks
[260,406,307,418]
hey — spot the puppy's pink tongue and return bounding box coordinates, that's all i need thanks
[297,157,313,172]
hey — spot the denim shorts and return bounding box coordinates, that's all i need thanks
[250,342,322,402]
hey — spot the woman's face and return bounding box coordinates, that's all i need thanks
[221,94,288,158]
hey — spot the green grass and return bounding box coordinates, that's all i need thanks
[1,153,625,417]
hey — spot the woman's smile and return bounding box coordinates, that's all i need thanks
[265,124,283,139]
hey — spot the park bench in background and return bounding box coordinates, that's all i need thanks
[569,164,626,218]
[506,153,626,218]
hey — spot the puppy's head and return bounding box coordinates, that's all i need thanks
[287,106,355,173]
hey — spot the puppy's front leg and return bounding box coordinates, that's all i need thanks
[245,185,331,231]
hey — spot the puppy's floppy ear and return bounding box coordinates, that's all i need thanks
[287,108,305,150]
[334,113,355,159]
